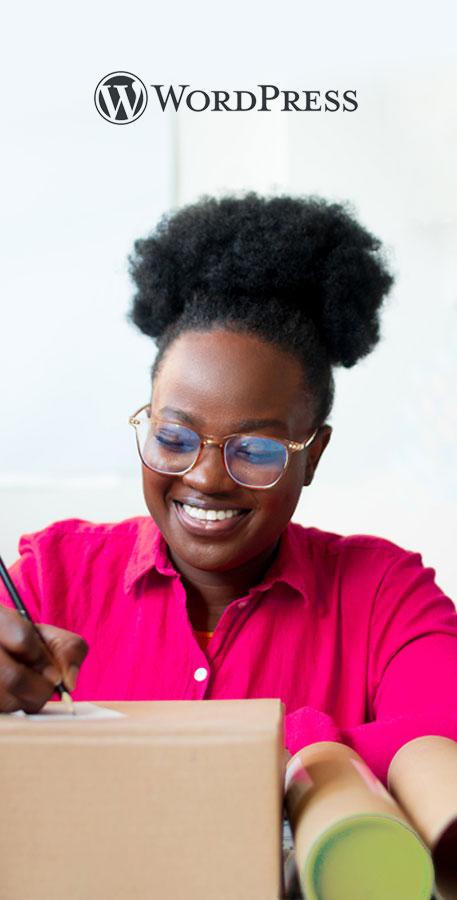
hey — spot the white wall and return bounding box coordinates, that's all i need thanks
[163,64,457,599]
[1,1,456,601]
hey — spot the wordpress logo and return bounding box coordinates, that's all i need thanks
[94,72,148,124]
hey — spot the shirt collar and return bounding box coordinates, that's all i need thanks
[124,518,177,592]
[249,522,309,600]
[124,517,309,601]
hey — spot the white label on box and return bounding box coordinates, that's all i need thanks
[12,702,125,721]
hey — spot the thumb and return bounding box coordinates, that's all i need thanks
[36,624,89,691]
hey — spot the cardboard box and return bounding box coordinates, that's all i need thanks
[0,699,284,900]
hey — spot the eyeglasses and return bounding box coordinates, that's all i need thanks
[128,404,318,489]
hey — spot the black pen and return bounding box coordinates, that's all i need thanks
[0,554,75,713]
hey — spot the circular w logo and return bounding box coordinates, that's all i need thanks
[94,72,148,124]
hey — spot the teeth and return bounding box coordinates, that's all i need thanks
[181,503,242,521]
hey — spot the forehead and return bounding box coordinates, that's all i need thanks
[152,329,311,434]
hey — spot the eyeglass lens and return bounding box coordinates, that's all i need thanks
[136,418,288,487]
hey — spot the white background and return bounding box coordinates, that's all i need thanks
[1,1,456,600]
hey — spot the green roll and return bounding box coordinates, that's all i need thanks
[302,814,434,900]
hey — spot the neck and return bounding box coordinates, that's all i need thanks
[168,541,280,632]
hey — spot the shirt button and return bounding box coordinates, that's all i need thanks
[193,667,208,682]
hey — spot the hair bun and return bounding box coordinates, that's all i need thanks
[129,192,393,367]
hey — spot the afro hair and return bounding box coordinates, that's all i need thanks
[128,192,394,423]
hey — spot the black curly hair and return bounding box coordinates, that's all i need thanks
[128,192,394,425]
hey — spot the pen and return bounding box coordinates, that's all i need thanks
[0,554,75,713]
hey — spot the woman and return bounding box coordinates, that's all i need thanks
[1,193,456,783]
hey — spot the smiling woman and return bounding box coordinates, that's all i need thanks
[133,329,328,622]
[0,192,456,787]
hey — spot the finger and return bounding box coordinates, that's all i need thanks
[0,687,22,713]
[37,624,89,691]
[0,606,57,677]
[0,645,56,713]
[0,686,52,715]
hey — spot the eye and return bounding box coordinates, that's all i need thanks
[154,424,199,453]
[235,437,284,464]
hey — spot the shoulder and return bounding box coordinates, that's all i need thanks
[286,521,435,599]
[288,521,414,572]
[287,521,454,612]
[18,516,157,560]
[286,522,454,624]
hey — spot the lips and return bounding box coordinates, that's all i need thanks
[172,499,251,537]
[171,497,249,512]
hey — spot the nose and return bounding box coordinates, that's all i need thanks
[181,443,235,493]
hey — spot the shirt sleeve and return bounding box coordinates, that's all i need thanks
[0,537,44,622]
[285,548,457,784]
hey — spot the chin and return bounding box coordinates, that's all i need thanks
[171,537,247,571]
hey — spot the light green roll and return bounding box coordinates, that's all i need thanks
[302,813,434,900]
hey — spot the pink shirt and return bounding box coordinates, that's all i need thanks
[2,517,457,783]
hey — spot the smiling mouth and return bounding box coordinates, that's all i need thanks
[172,500,250,533]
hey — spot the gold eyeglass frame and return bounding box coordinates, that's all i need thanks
[128,404,318,490]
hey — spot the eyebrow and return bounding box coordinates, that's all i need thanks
[158,406,288,434]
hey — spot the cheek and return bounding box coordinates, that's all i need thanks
[259,470,305,529]
[275,456,306,508]
[141,467,174,517]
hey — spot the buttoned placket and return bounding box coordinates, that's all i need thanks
[141,535,291,699]
[187,588,265,699]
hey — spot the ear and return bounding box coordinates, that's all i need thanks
[303,425,332,486]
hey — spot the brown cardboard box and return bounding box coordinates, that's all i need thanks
[0,699,284,900]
